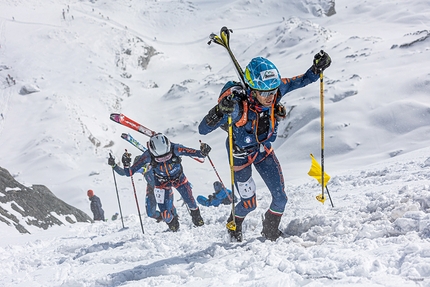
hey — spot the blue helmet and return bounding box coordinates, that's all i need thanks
[244,57,281,91]
[213,181,223,192]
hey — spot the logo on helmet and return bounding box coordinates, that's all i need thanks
[261,69,278,80]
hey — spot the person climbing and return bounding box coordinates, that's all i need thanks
[197,181,236,207]
[199,51,331,241]
[109,133,211,232]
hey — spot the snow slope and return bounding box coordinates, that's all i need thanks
[0,0,430,285]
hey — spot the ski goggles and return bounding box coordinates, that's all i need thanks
[154,152,173,163]
[258,88,278,98]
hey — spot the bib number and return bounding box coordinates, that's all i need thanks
[237,177,256,199]
[154,188,165,204]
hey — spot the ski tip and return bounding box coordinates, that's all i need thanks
[110,113,121,122]
[121,133,128,139]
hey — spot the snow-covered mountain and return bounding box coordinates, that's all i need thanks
[0,0,430,285]
[0,0,429,217]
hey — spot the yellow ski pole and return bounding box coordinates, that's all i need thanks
[316,71,326,203]
[226,114,236,231]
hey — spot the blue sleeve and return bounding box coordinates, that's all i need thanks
[279,67,319,97]
[114,151,151,177]
[173,143,205,158]
[199,81,243,135]
[198,101,241,135]
[113,164,126,176]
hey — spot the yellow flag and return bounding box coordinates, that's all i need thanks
[308,154,330,187]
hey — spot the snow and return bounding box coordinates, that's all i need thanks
[0,0,430,286]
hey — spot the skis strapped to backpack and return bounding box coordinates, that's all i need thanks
[110,113,156,137]
[208,27,246,88]
[121,133,146,152]
[110,113,204,163]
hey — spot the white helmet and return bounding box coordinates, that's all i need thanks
[149,133,171,157]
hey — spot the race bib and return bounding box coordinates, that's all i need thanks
[237,177,256,199]
[154,188,165,204]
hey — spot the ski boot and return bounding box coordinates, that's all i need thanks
[190,208,204,227]
[167,216,180,232]
[226,214,244,242]
[261,210,283,241]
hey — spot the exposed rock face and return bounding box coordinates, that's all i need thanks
[0,166,92,234]
[325,0,336,16]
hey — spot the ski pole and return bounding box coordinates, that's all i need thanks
[128,169,145,234]
[124,149,145,234]
[226,115,237,231]
[199,140,232,203]
[326,186,334,208]
[110,153,126,229]
[316,68,334,207]
[319,71,325,203]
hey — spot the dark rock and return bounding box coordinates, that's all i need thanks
[0,166,92,234]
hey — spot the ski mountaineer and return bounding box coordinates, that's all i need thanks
[108,133,212,232]
[197,181,236,207]
[198,52,331,241]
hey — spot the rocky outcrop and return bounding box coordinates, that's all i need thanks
[0,166,92,234]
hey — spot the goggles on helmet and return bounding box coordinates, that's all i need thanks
[153,152,173,163]
[258,88,278,98]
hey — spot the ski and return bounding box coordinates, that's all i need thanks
[111,113,204,163]
[121,133,146,152]
[110,113,155,137]
[208,26,246,87]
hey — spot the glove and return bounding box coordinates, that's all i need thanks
[232,87,246,98]
[200,142,211,157]
[217,96,235,114]
[312,50,331,74]
[122,151,132,168]
[274,103,286,121]
[108,154,116,167]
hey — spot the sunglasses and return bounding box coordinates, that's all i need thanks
[154,152,173,163]
[258,88,278,98]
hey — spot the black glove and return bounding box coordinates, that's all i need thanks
[122,151,132,168]
[274,103,286,121]
[232,87,246,98]
[108,154,116,167]
[218,96,235,114]
[312,50,331,74]
[200,142,211,157]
